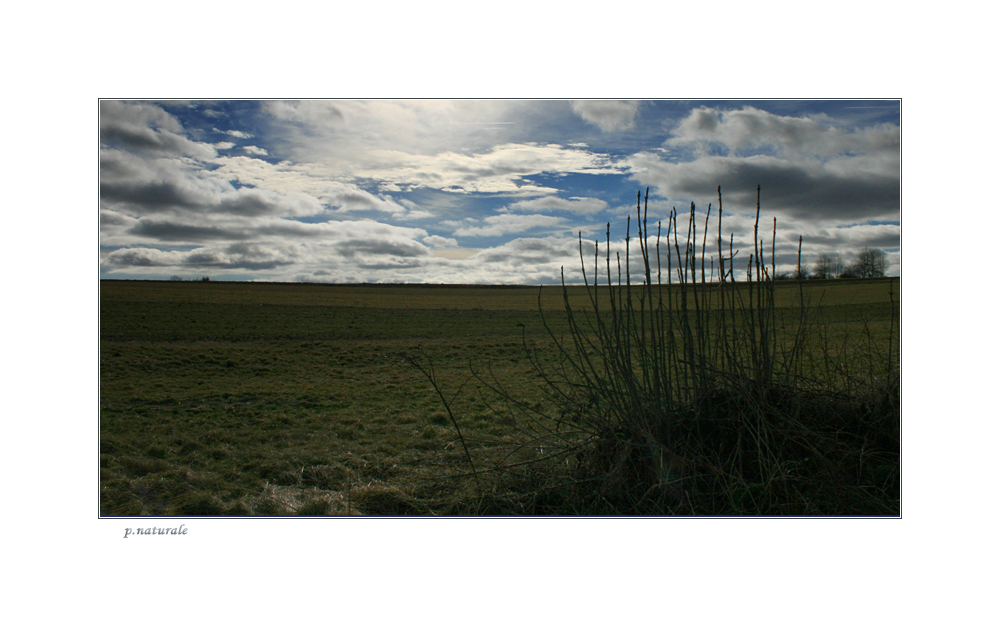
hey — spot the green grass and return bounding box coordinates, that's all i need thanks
[100,277,898,516]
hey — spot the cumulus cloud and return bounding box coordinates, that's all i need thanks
[102,217,438,278]
[243,145,268,156]
[433,236,583,284]
[100,100,217,160]
[129,219,253,242]
[100,157,325,218]
[477,236,578,265]
[509,195,608,215]
[209,155,409,215]
[103,243,298,271]
[219,188,324,217]
[209,155,331,194]
[626,106,900,223]
[800,222,900,251]
[100,148,229,213]
[100,209,137,228]
[104,247,180,268]
[423,235,458,248]
[392,208,434,221]
[325,185,404,214]
[667,106,899,159]
[571,101,641,132]
[454,213,569,237]
[627,151,898,221]
[336,238,428,259]
[184,243,298,270]
[100,172,217,213]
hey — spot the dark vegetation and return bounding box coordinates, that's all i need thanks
[410,187,899,515]
[101,189,898,516]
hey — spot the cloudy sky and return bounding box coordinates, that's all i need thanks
[99,99,900,284]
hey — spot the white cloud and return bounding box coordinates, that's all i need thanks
[213,127,254,139]
[392,209,434,221]
[509,195,608,215]
[210,155,414,214]
[423,235,458,248]
[454,213,568,237]
[469,236,581,283]
[243,145,268,156]
[210,155,328,194]
[571,101,641,132]
[325,185,404,214]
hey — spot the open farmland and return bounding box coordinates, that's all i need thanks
[100,278,899,516]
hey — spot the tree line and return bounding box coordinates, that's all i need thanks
[776,247,890,280]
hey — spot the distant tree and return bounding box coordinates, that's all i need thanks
[849,248,888,278]
[832,254,845,278]
[200,276,211,282]
[169,275,183,281]
[775,266,810,280]
[814,254,832,279]
[813,253,845,279]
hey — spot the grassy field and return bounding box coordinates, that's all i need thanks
[100,278,899,516]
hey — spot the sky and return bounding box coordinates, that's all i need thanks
[99,99,900,284]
